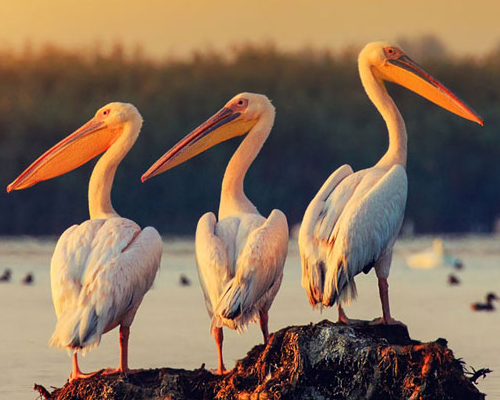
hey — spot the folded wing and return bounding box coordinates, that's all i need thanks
[216,210,288,330]
[299,164,355,306]
[195,212,233,322]
[49,218,162,351]
[322,165,407,306]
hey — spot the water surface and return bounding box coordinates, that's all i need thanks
[0,236,498,399]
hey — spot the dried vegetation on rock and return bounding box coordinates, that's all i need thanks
[37,320,485,400]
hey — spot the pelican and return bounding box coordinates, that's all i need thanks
[7,103,162,381]
[299,42,483,324]
[406,238,463,270]
[142,93,288,374]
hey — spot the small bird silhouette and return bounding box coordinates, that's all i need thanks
[447,274,460,286]
[471,293,499,311]
[22,273,34,285]
[179,274,191,287]
[0,268,11,282]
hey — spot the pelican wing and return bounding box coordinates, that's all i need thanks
[215,210,289,330]
[49,217,162,351]
[195,212,232,318]
[322,165,407,306]
[298,164,355,305]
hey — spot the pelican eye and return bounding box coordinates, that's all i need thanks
[103,109,110,116]
[384,47,401,59]
[234,99,248,109]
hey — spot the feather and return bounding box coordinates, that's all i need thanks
[197,210,288,334]
[49,218,162,353]
[299,164,407,308]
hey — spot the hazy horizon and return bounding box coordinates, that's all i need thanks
[0,1,499,60]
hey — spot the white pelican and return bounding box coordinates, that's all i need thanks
[142,93,288,374]
[299,42,483,324]
[406,238,463,270]
[7,103,162,381]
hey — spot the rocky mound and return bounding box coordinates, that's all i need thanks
[36,320,485,400]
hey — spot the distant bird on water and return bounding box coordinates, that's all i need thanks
[447,274,460,286]
[299,42,483,325]
[471,293,499,311]
[179,274,191,287]
[0,268,11,282]
[22,272,34,285]
[406,238,464,270]
[7,103,162,381]
[142,93,289,374]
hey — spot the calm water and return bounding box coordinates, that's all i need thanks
[0,236,499,399]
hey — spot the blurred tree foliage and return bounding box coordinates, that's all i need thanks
[0,39,498,236]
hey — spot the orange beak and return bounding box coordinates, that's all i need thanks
[7,118,121,192]
[142,107,256,182]
[374,54,483,125]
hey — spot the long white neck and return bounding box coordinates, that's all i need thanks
[219,110,275,219]
[359,62,407,169]
[88,122,140,220]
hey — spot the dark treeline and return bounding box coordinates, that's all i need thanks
[0,39,499,236]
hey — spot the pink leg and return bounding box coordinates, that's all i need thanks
[213,327,226,375]
[378,278,393,323]
[337,304,350,324]
[69,352,101,381]
[118,326,129,372]
[259,310,269,345]
[371,278,405,326]
[102,325,132,376]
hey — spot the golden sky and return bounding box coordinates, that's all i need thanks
[0,0,498,58]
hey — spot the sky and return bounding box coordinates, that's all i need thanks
[0,1,498,59]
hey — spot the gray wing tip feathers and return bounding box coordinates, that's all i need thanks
[217,283,243,320]
[323,263,357,307]
[50,307,100,350]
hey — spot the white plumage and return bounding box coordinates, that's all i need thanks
[142,92,289,374]
[299,42,482,324]
[197,210,288,333]
[8,102,162,380]
[300,165,407,307]
[50,218,161,352]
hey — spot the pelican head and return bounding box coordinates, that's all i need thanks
[142,92,273,181]
[7,102,142,192]
[359,42,483,125]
